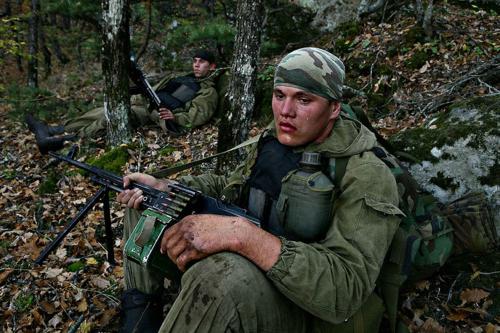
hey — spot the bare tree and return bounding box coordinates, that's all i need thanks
[27,0,39,87]
[101,0,131,146]
[217,0,264,168]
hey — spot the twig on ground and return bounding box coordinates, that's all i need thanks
[446,272,462,304]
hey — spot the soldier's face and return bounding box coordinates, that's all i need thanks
[272,86,340,147]
[192,57,215,78]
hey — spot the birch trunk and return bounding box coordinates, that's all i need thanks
[101,0,131,146]
[217,0,264,169]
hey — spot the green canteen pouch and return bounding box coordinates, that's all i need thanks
[125,208,178,275]
[276,170,334,242]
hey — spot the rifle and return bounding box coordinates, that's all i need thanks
[128,56,184,135]
[35,147,260,272]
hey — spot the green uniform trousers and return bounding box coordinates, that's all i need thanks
[123,208,385,333]
[65,106,161,139]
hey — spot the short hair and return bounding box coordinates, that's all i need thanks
[193,49,216,64]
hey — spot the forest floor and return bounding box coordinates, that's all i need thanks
[0,1,499,332]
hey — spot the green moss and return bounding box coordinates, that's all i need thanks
[85,146,129,174]
[1,169,16,180]
[403,26,426,47]
[159,146,176,156]
[14,292,34,312]
[67,261,85,272]
[389,95,500,162]
[405,50,429,69]
[37,171,59,195]
[386,45,399,58]
[378,64,393,76]
[336,20,362,39]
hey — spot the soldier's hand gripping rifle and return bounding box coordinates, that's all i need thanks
[35,147,260,274]
[128,56,184,135]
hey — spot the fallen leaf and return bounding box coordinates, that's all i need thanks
[447,310,468,322]
[92,276,111,289]
[31,308,45,326]
[0,268,13,285]
[86,257,98,265]
[48,314,62,328]
[485,323,499,333]
[470,271,481,281]
[77,298,88,312]
[420,318,445,333]
[416,280,430,290]
[40,300,57,314]
[172,151,182,161]
[460,288,490,305]
[44,268,64,279]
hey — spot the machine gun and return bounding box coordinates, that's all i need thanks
[128,56,184,135]
[35,147,260,273]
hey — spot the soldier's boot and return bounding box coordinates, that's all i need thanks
[25,114,76,154]
[120,288,164,333]
[25,114,66,135]
[47,125,66,135]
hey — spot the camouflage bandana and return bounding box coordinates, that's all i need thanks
[274,47,345,101]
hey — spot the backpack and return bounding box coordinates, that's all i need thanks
[334,104,499,332]
[331,104,455,332]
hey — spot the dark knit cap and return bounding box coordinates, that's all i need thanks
[193,49,216,64]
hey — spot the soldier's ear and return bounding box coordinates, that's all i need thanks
[328,101,341,120]
[209,63,216,70]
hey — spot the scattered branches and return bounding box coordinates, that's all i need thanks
[401,55,500,115]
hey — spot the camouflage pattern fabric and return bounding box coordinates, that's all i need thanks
[443,192,499,255]
[274,47,345,101]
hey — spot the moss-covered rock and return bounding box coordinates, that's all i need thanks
[389,95,500,225]
[85,146,129,174]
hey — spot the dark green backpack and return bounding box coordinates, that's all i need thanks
[336,104,499,332]
[332,104,455,332]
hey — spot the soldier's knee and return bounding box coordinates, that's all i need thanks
[183,252,265,303]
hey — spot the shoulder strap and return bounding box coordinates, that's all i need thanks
[151,134,261,178]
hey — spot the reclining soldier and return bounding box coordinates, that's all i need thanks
[26,49,218,140]
[116,47,404,332]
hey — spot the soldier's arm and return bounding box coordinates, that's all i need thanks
[172,86,218,128]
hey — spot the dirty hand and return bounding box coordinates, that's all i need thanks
[116,173,173,209]
[160,214,249,271]
[159,107,175,120]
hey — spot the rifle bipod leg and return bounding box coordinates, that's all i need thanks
[35,186,116,265]
[102,189,115,265]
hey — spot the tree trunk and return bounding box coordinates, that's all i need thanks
[217,0,264,170]
[39,20,52,77]
[1,0,11,18]
[15,0,22,71]
[101,0,131,146]
[27,0,39,87]
[49,13,70,64]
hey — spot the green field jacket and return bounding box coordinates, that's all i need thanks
[152,72,218,129]
[179,116,403,324]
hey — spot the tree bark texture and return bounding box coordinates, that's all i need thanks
[27,0,39,87]
[217,0,264,163]
[101,0,131,146]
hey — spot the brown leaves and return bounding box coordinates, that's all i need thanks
[460,289,490,306]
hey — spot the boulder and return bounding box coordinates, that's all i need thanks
[293,0,360,32]
[389,95,499,230]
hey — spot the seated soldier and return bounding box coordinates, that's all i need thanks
[116,47,404,333]
[26,49,218,140]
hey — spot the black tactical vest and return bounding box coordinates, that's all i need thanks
[156,75,201,110]
[246,136,301,237]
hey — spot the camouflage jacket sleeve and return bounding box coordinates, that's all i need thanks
[266,152,404,324]
[172,82,218,129]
